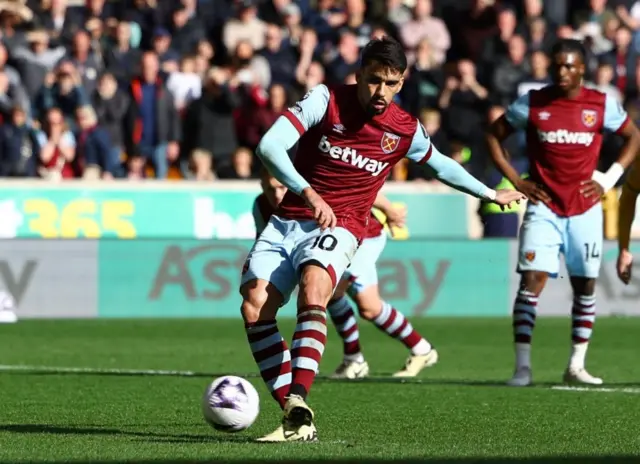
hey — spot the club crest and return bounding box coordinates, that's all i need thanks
[524,251,536,262]
[381,132,400,154]
[582,110,597,128]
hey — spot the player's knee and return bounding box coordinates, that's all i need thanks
[520,271,547,295]
[354,288,382,320]
[298,263,334,307]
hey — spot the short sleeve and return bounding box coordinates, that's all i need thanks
[283,84,330,135]
[504,93,530,130]
[405,120,433,164]
[603,94,630,133]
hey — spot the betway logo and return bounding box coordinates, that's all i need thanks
[318,136,388,176]
[537,129,595,146]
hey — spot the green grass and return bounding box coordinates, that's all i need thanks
[1,318,640,463]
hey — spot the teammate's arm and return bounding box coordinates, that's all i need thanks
[255,84,336,229]
[486,93,551,204]
[406,121,525,207]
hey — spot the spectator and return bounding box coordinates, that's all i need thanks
[0,106,38,177]
[75,105,118,179]
[492,35,529,107]
[405,108,451,181]
[223,0,267,53]
[170,5,205,56]
[588,62,624,103]
[39,0,82,48]
[35,61,89,128]
[230,40,271,90]
[400,0,450,66]
[67,29,102,97]
[166,55,202,112]
[517,50,552,96]
[217,146,256,180]
[104,21,141,87]
[152,27,180,75]
[261,23,298,88]
[238,83,287,150]
[36,107,77,180]
[124,52,181,179]
[13,30,67,100]
[181,67,240,176]
[92,72,128,171]
[386,0,412,29]
[340,0,372,50]
[326,31,360,85]
[0,70,29,122]
[402,38,445,116]
[600,26,637,96]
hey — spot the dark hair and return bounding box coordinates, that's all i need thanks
[360,36,407,73]
[551,39,586,62]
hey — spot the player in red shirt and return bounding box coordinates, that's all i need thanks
[242,36,523,442]
[486,39,640,387]
[253,169,438,380]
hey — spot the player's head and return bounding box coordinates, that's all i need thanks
[260,168,287,209]
[550,39,586,92]
[356,36,407,116]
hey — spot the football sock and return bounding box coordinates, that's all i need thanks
[290,306,327,400]
[512,289,538,369]
[569,294,596,369]
[372,302,429,355]
[327,296,364,363]
[245,320,290,409]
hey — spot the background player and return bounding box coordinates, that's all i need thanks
[616,157,640,285]
[253,169,438,380]
[327,202,438,379]
[242,36,524,443]
[486,39,640,387]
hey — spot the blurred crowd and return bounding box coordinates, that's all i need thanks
[0,0,638,182]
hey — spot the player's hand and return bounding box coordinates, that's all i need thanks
[384,204,407,237]
[617,249,634,285]
[301,187,337,231]
[493,189,527,210]
[580,179,605,200]
[514,179,551,205]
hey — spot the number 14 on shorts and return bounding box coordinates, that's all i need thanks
[584,242,600,261]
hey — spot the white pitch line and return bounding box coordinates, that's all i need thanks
[551,385,640,394]
[0,364,205,377]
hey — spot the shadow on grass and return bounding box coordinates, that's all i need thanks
[0,425,638,463]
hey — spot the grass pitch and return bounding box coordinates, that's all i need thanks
[1,318,639,463]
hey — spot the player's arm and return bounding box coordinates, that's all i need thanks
[486,93,551,204]
[406,121,524,207]
[255,86,330,195]
[373,191,406,230]
[255,84,336,229]
[588,96,640,199]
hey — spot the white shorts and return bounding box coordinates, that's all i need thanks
[517,202,603,278]
[343,231,387,295]
[240,216,359,304]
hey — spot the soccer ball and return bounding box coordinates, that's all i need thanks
[202,375,260,432]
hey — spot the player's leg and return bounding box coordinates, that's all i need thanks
[275,224,357,441]
[0,290,18,324]
[326,277,368,379]
[508,202,562,386]
[239,219,297,417]
[563,203,603,385]
[352,283,437,378]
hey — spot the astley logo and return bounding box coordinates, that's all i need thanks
[317,136,389,176]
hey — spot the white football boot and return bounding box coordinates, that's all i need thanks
[330,360,369,379]
[506,367,533,387]
[256,394,318,443]
[563,367,603,385]
[393,349,439,377]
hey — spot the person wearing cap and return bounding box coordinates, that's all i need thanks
[223,0,267,52]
